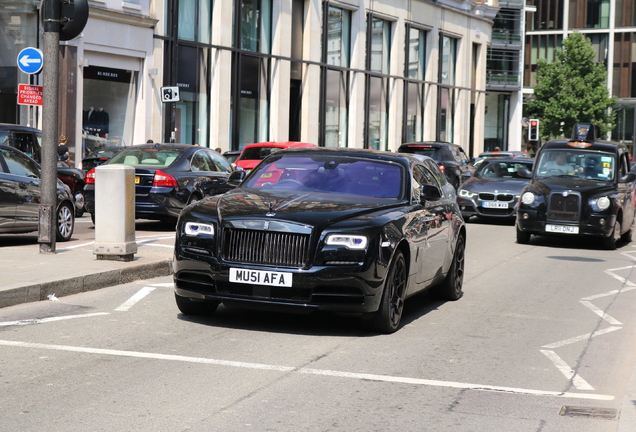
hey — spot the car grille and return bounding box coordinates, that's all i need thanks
[479,193,514,201]
[216,282,312,302]
[223,229,310,267]
[548,193,580,222]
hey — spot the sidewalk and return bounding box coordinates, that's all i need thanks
[0,238,173,309]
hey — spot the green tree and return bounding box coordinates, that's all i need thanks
[526,32,616,140]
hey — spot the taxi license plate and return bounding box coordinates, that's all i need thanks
[135,176,140,184]
[482,201,508,209]
[546,224,579,234]
[229,268,293,287]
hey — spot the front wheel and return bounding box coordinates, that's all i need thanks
[516,226,531,244]
[371,251,407,334]
[175,293,220,316]
[602,220,621,250]
[56,202,75,241]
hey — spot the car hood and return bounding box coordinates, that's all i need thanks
[461,177,529,194]
[528,177,615,196]
[189,188,405,227]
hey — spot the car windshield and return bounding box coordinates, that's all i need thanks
[474,160,533,180]
[240,146,282,161]
[109,148,181,167]
[243,155,404,199]
[535,149,615,181]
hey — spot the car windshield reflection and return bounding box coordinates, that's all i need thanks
[535,149,615,181]
[243,155,404,199]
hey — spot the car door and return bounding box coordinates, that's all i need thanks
[1,147,41,231]
[415,164,451,283]
[0,149,18,230]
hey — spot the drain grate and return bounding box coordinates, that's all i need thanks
[559,405,618,420]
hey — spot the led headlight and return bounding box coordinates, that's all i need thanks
[184,222,215,237]
[325,234,368,250]
[458,189,477,198]
[591,196,610,212]
[521,192,535,205]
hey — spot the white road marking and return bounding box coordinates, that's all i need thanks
[0,339,614,401]
[149,282,174,287]
[604,266,636,287]
[542,326,622,349]
[579,300,622,326]
[540,349,595,390]
[114,286,156,312]
[0,312,109,327]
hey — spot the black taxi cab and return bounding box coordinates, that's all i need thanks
[516,122,636,249]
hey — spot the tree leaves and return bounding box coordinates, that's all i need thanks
[526,32,616,140]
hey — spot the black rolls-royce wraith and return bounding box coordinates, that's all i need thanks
[173,147,466,333]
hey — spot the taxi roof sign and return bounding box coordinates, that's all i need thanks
[571,122,599,142]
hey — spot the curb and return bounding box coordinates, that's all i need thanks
[0,259,173,309]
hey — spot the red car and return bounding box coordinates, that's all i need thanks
[234,142,317,174]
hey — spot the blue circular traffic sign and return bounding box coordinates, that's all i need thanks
[17,47,44,75]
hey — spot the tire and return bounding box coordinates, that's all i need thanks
[371,251,408,334]
[621,216,635,243]
[56,202,75,242]
[516,226,531,244]
[175,293,220,316]
[433,234,465,301]
[602,220,621,250]
[90,212,95,225]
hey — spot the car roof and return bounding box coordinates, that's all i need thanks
[120,143,200,151]
[263,146,424,166]
[479,157,534,163]
[242,141,317,149]
[0,123,41,133]
[540,139,627,154]
[399,141,457,148]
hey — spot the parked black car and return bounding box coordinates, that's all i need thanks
[397,141,475,189]
[516,122,636,249]
[173,147,466,333]
[457,157,534,221]
[84,143,236,224]
[0,144,75,241]
[82,145,127,172]
[0,123,86,216]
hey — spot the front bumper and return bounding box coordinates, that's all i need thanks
[173,252,385,314]
[458,197,517,218]
[516,208,616,238]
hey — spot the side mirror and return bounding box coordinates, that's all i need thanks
[619,172,636,183]
[420,183,442,201]
[517,167,532,178]
[228,170,246,186]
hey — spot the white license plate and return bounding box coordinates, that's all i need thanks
[229,268,293,287]
[482,201,509,209]
[545,224,579,234]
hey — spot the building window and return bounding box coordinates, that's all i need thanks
[524,34,563,86]
[324,69,348,147]
[440,35,457,85]
[368,16,391,74]
[237,0,272,54]
[403,25,427,142]
[527,0,564,30]
[178,0,212,43]
[569,0,610,29]
[613,33,636,98]
[173,46,210,146]
[326,6,351,67]
[438,87,454,143]
[406,26,426,80]
[615,0,636,27]
[367,76,388,150]
[234,55,270,148]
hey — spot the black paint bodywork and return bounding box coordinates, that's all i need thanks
[173,148,466,316]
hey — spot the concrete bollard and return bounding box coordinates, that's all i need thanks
[93,164,137,261]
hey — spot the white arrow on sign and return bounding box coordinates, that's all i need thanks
[19,55,42,68]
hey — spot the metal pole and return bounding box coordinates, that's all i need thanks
[39,0,60,253]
